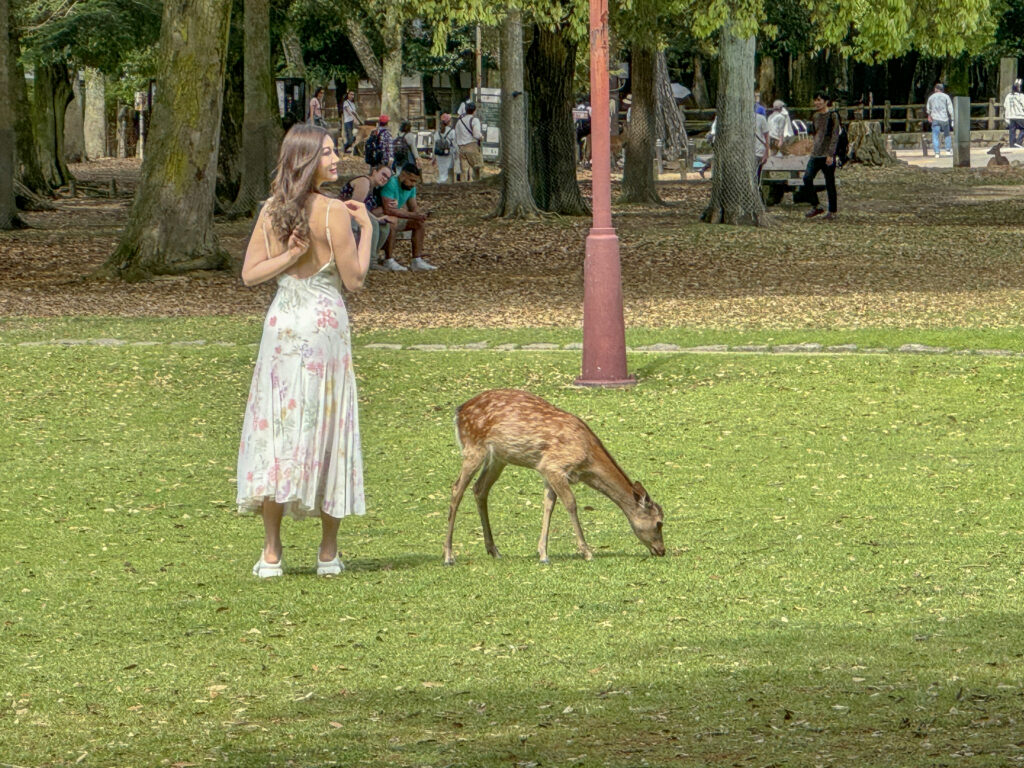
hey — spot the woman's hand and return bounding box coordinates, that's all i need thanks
[286,231,310,262]
[344,200,371,225]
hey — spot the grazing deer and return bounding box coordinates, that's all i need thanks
[444,389,666,564]
[988,143,1010,168]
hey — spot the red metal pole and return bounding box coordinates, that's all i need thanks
[574,0,635,387]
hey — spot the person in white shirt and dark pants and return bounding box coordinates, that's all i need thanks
[1003,80,1024,148]
[454,102,484,181]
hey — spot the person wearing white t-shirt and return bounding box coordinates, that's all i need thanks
[1002,80,1024,148]
[926,83,955,157]
[341,90,361,154]
[767,100,794,156]
[454,102,484,181]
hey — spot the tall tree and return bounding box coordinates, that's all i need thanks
[700,22,764,225]
[0,0,19,229]
[227,0,281,217]
[620,45,659,203]
[380,11,403,119]
[526,22,589,215]
[491,6,539,218]
[344,16,381,91]
[30,59,74,189]
[102,0,233,280]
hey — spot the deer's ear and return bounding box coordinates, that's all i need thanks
[632,481,649,502]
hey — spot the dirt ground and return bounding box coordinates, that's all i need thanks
[2,156,1024,330]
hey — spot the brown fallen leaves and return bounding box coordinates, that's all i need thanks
[2,157,1024,330]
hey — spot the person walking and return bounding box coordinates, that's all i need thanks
[308,87,326,128]
[392,120,419,169]
[767,99,794,156]
[341,90,361,154]
[238,123,372,578]
[926,83,954,157]
[455,102,484,181]
[1003,80,1024,148]
[432,113,457,183]
[364,115,394,169]
[801,92,841,221]
[754,108,770,182]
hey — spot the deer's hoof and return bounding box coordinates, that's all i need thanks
[539,557,550,565]
[582,550,594,561]
[443,556,455,566]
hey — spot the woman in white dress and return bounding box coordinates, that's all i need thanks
[238,123,372,578]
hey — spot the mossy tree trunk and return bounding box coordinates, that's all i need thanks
[345,17,380,93]
[31,60,74,189]
[216,0,244,206]
[701,23,765,226]
[8,26,47,195]
[620,45,659,204]
[525,24,588,215]
[380,13,402,121]
[227,0,281,217]
[492,7,538,219]
[102,0,233,280]
[84,68,107,159]
[0,0,20,229]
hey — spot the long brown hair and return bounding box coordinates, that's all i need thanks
[266,123,330,242]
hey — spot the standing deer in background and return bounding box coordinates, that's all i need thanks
[444,389,666,564]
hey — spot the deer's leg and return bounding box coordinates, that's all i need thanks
[547,476,592,561]
[445,450,485,565]
[538,482,558,564]
[473,458,505,558]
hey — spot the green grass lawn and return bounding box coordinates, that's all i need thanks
[2,329,1024,767]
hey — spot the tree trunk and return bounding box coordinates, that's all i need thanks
[380,13,402,121]
[345,17,382,93]
[84,68,107,159]
[790,53,816,109]
[31,60,74,189]
[701,24,764,226]
[848,120,900,166]
[116,104,130,158]
[8,24,49,195]
[525,24,588,215]
[654,50,687,163]
[620,45,659,204]
[491,7,538,219]
[64,72,86,163]
[280,20,306,79]
[102,0,233,281]
[227,0,281,217]
[757,54,776,104]
[0,0,20,229]
[692,53,710,108]
[216,0,244,207]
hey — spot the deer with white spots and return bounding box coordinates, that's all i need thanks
[444,389,666,564]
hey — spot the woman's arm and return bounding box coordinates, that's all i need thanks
[241,207,308,286]
[330,201,372,291]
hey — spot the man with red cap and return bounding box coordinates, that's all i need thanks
[364,114,394,168]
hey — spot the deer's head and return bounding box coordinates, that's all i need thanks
[628,481,665,556]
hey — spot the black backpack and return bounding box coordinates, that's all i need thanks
[393,134,411,167]
[831,110,849,166]
[364,129,384,167]
[434,128,452,156]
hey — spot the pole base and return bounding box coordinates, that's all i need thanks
[573,375,637,388]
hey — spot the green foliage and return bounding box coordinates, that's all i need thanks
[18,0,160,71]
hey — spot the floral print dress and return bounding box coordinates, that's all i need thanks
[237,208,365,520]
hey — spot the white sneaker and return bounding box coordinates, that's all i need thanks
[252,555,283,579]
[935,151,942,157]
[381,258,407,272]
[410,257,438,271]
[316,555,344,576]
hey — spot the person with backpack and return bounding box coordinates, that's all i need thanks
[364,115,394,169]
[392,120,419,170]
[800,92,842,221]
[455,101,484,181]
[432,113,457,183]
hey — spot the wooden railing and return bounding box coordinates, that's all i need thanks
[681,100,1010,135]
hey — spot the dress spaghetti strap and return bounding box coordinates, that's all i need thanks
[324,199,336,261]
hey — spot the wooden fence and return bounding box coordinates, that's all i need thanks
[681,100,1011,135]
